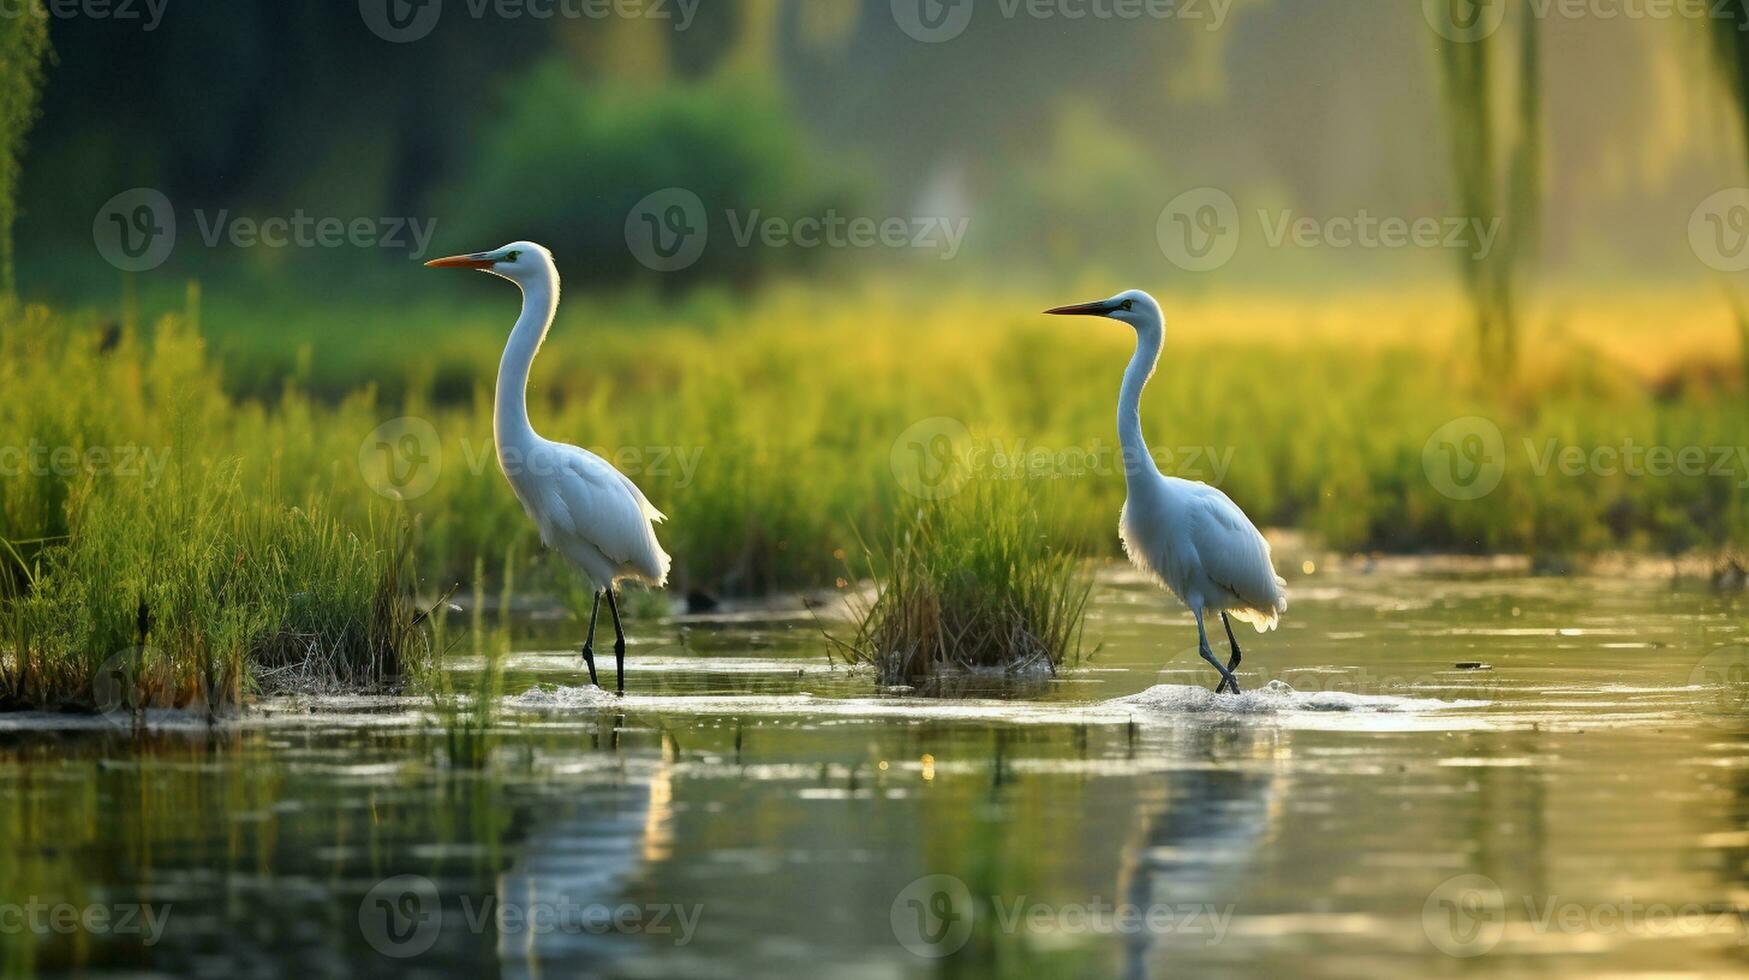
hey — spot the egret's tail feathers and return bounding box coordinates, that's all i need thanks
[1230,578,1288,633]
[623,545,672,590]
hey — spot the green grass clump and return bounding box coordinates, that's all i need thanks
[0,302,425,714]
[840,481,1092,688]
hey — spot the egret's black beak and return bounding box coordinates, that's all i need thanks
[1044,300,1120,318]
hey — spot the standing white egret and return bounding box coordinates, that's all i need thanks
[1046,290,1286,694]
[427,242,671,694]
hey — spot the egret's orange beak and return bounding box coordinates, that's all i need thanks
[424,253,497,270]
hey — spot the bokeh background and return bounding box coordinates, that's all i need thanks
[4,0,1749,609]
[16,1,1749,290]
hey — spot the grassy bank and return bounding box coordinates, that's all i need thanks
[0,300,424,713]
[3,281,1747,708]
[295,279,1749,580]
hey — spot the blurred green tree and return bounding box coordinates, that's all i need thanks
[1709,1,1749,161]
[0,2,49,297]
[1708,1,1749,389]
[436,60,860,286]
[1431,1,1542,379]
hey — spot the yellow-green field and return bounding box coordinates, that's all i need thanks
[3,281,1746,710]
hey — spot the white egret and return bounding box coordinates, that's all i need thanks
[427,242,671,693]
[1046,290,1286,694]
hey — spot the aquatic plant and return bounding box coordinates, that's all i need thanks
[837,481,1092,689]
[427,557,508,770]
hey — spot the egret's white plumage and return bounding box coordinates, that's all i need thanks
[1047,289,1285,693]
[427,241,670,691]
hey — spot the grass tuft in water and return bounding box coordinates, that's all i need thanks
[838,481,1092,689]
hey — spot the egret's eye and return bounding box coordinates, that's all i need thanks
[1121,299,1134,311]
[504,250,522,262]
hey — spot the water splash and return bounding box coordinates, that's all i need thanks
[1115,679,1488,715]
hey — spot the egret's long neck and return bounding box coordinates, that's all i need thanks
[495,263,559,450]
[1119,322,1164,485]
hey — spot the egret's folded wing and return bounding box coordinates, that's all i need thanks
[1189,488,1287,620]
[541,446,672,584]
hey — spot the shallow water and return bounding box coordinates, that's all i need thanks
[3,564,1748,977]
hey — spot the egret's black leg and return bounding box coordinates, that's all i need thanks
[1219,612,1244,695]
[580,590,602,688]
[1195,610,1240,694]
[606,588,627,696]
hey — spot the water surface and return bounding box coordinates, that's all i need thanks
[3,564,1747,977]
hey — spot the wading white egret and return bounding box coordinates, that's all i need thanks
[427,242,671,693]
[1046,290,1286,694]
